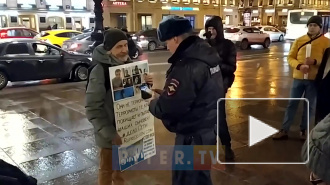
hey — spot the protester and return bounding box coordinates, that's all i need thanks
[302,114,330,185]
[86,28,129,185]
[86,28,153,185]
[148,16,225,185]
[205,16,236,160]
[315,47,330,124]
[273,16,330,140]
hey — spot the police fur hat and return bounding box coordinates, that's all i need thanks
[103,28,127,51]
[157,15,193,42]
[302,114,330,183]
[307,16,323,28]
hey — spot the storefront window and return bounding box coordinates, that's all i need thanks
[141,15,152,30]
[249,0,253,6]
[48,16,64,29]
[239,0,244,7]
[268,0,273,5]
[117,14,127,28]
[71,0,87,9]
[185,15,195,29]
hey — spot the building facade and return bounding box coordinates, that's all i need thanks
[103,0,330,31]
[0,0,95,32]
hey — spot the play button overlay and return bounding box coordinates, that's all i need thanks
[249,116,278,147]
[217,98,309,165]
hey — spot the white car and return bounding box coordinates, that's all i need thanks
[256,26,285,42]
[224,26,271,50]
[325,32,330,39]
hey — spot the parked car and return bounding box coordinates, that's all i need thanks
[0,39,92,90]
[224,26,271,50]
[62,32,94,54]
[133,29,166,51]
[256,26,285,42]
[0,27,38,39]
[34,30,82,48]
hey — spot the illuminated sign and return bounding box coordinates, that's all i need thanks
[161,6,199,11]
[113,2,127,5]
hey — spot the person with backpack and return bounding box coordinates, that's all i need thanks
[85,28,153,185]
[204,16,236,160]
[272,16,330,141]
[147,16,225,185]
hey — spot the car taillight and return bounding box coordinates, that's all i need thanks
[0,30,7,38]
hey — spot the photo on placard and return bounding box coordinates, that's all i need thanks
[123,77,134,88]
[133,75,142,85]
[134,85,141,96]
[112,68,124,91]
[113,87,135,101]
[122,67,132,78]
[138,63,149,83]
[132,65,142,76]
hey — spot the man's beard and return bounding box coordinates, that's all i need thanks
[115,53,129,62]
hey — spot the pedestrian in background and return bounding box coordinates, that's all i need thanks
[273,16,330,140]
[315,47,330,124]
[302,113,330,185]
[148,16,225,185]
[205,16,236,160]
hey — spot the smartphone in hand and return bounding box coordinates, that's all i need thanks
[140,83,153,99]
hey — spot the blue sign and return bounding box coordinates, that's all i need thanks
[169,7,194,11]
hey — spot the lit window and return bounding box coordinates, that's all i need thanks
[203,0,210,4]
[212,0,219,5]
[172,0,180,3]
[182,0,190,3]
[193,0,200,3]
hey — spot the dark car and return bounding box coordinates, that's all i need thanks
[0,39,92,90]
[133,29,166,51]
[62,32,94,54]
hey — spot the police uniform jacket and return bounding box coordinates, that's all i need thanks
[149,36,225,135]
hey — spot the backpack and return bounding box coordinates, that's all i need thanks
[85,62,112,92]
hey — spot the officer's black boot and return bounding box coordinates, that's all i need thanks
[223,145,235,160]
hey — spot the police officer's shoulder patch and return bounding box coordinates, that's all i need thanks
[167,78,180,96]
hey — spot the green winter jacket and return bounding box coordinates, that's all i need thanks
[85,44,131,149]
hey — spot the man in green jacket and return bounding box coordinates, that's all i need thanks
[85,29,130,185]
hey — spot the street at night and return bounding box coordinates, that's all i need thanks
[0,41,314,185]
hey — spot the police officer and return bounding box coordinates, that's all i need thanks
[147,16,225,185]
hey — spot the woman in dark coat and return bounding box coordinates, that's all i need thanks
[315,47,330,124]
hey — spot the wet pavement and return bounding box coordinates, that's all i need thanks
[0,41,312,184]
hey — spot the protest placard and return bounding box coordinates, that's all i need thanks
[109,60,156,171]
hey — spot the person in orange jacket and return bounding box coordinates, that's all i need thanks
[273,16,330,140]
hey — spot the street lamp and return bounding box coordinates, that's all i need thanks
[91,0,104,46]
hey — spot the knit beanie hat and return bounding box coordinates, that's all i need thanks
[302,113,330,183]
[103,28,127,51]
[157,15,193,42]
[307,16,323,28]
